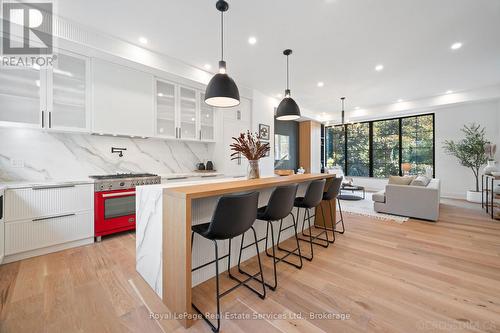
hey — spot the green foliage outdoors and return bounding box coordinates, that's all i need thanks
[325,115,434,178]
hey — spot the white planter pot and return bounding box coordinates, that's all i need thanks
[466,190,482,203]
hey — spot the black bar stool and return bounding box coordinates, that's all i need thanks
[191,192,265,333]
[324,177,345,235]
[289,179,327,261]
[238,184,301,291]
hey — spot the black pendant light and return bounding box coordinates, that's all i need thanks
[276,49,301,121]
[340,97,346,125]
[205,0,240,108]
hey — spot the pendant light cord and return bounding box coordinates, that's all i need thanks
[286,54,289,90]
[220,10,224,61]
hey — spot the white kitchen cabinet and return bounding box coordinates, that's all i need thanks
[92,59,154,137]
[5,211,93,256]
[178,86,197,140]
[154,79,216,142]
[48,52,91,131]
[199,92,215,141]
[2,183,94,263]
[0,50,90,131]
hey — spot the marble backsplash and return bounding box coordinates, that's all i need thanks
[0,127,214,181]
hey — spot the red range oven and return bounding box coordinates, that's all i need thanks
[89,173,161,240]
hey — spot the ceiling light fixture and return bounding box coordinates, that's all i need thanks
[203,63,212,70]
[397,99,404,102]
[205,0,240,107]
[248,36,257,45]
[275,49,301,121]
[446,90,453,94]
[317,81,324,87]
[354,106,360,110]
[139,37,148,44]
[375,64,384,71]
[451,42,462,50]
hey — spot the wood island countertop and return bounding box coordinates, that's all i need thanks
[164,173,336,199]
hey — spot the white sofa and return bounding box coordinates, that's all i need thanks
[372,179,441,221]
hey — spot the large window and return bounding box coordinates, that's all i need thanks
[373,119,400,178]
[346,122,370,176]
[325,114,434,178]
[402,115,434,175]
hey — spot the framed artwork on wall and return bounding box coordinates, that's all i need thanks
[259,124,270,141]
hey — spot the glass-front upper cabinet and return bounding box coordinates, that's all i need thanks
[156,80,176,138]
[199,92,215,141]
[48,52,89,131]
[0,65,42,127]
[0,50,89,131]
[154,79,217,142]
[178,86,197,140]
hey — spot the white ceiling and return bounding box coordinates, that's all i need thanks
[57,0,500,117]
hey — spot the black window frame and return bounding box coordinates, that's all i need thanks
[325,113,435,178]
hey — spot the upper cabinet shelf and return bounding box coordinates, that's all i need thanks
[155,79,216,142]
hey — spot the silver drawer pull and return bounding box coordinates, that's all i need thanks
[33,213,76,222]
[166,177,188,180]
[201,175,217,178]
[32,184,76,190]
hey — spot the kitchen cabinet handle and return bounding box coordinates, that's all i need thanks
[33,213,75,222]
[41,110,44,128]
[201,175,217,178]
[166,176,188,180]
[32,184,76,190]
[199,130,202,140]
[48,111,52,128]
[102,191,135,198]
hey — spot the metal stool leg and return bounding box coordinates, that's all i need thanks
[192,240,221,332]
[276,213,303,268]
[335,198,345,234]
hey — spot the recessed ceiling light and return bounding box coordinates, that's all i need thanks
[138,37,148,44]
[317,81,325,87]
[275,93,283,98]
[375,64,384,72]
[450,42,462,50]
[203,63,212,70]
[397,99,404,102]
[354,106,360,110]
[248,36,257,45]
[446,90,453,94]
[157,93,164,97]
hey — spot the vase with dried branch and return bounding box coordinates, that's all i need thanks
[230,131,270,179]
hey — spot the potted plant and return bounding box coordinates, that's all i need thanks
[230,131,270,179]
[443,123,489,203]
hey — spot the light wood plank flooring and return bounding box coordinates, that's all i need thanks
[1,202,499,333]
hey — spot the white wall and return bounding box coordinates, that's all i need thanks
[435,100,500,198]
[252,90,278,177]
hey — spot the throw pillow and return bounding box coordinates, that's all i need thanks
[388,175,415,185]
[410,175,431,187]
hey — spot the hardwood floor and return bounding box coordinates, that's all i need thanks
[1,202,499,332]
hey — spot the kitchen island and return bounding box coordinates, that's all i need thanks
[136,173,335,328]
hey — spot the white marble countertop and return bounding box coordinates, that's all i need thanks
[158,172,223,179]
[0,179,95,189]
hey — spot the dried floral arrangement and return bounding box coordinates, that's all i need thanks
[230,131,270,161]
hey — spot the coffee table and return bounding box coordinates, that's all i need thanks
[340,185,365,200]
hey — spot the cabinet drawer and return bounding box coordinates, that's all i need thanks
[5,184,93,222]
[5,211,93,255]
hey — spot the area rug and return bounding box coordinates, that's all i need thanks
[339,192,409,223]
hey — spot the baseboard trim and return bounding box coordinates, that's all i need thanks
[2,237,95,264]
